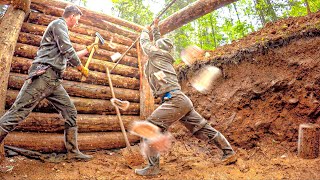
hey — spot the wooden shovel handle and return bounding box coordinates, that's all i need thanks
[106,68,131,149]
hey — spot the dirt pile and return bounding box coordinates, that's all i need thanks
[1,11,320,180]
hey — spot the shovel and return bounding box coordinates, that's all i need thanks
[106,67,144,167]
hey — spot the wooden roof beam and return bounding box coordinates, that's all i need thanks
[159,0,238,35]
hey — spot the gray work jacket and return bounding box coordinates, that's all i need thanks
[140,27,181,98]
[33,18,81,74]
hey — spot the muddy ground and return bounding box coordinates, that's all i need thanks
[1,11,320,180]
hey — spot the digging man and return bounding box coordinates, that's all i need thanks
[135,18,237,176]
[0,5,98,161]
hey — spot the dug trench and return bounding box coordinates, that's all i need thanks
[1,12,320,180]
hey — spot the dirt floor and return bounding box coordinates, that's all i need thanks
[1,11,320,180]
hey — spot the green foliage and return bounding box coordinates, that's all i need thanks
[111,0,153,25]
[90,0,320,63]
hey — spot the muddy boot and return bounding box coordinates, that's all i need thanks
[212,132,237,164]
[64,126,92,161]
[135,154,160,176]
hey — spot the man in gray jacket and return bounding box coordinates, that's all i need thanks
[0,5,97,160]
[135,19,236,176]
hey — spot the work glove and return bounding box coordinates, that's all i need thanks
[77,64,89,77]
[86,42,99,53]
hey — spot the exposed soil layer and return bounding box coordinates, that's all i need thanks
[1,11,320,180]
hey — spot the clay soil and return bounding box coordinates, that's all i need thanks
[1,11,320,180]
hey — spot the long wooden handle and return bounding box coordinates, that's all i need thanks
[106,68,131,149]
[81,36,99,81]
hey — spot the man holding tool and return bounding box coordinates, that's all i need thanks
[134,18,237,176]
[0,5,98,161]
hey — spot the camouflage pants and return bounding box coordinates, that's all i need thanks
[0,64,77,133]
[147,90,221,141]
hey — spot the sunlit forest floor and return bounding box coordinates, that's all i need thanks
[1,10,320,180]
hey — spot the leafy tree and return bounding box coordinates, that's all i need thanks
[111,0,153,25]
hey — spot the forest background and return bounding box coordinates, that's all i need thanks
[1,0,319,62]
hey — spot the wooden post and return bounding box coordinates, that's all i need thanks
[298,123,320,159]
[137,41,154,120]
[0,0,31,162]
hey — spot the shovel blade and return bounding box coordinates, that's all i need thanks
[111,98,130,111]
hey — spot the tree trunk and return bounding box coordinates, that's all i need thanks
[0,1,30,162]
[4,131,140,152]
[209,13,217,48]
[254,0,266,25]
[8,73,140,102]
[30,0,144,32]
[298,123,320,159]
[159,0,238,35]
[6,90,140,115]
[305,0,311,15]
[15,112,140,132]
[265,0,277,21]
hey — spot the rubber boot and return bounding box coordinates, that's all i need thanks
[212,132,237,164]
[64,126,92,161]
[135,154,160,176]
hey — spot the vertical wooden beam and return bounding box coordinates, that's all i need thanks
[137,41,154,120]
[0,0,31,162]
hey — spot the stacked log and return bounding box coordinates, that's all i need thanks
[5,132,140,153]
[3,0,147,152]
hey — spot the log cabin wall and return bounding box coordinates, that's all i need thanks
[2,0,151,152]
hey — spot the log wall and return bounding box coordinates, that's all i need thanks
[1,0,147,152]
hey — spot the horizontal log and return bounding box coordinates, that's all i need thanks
[5,131,140,152]
[14,112,140,132]
[11,51,139,79]
[6,90,140,115]
[21,19,138,57]
[0,0,10,5]
[30,3,139,42]
[8,73,140,102]
[31,0,144,33]
[80,57,139,79]
[16,35,138,67]
[13,45,140,89]
[160,0,238,35]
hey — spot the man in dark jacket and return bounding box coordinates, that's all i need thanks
[135,19,236,176]
[0,5,97,160]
